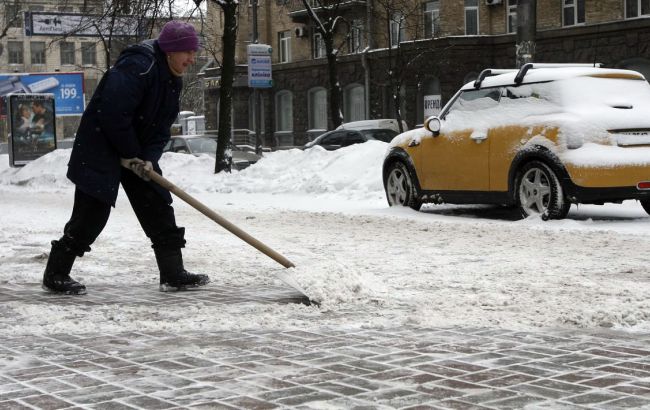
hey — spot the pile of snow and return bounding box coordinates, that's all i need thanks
[0,141,388,202]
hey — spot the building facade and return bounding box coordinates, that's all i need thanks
[204,0,650,148]
[0,0,114,140]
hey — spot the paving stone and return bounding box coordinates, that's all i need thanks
[21,394,76,409]
[4,283,650,409]
[485,394,548,409]
[0,388,41,401]
[90,401,139,409]
[529,379,590,394]
[276,391,339,406]
[311,381,366,396]
[255,386,318,402]
[598,395,650,409]
[509,383,571,400]
[436,399,495,409]
[564,391,626,405]
[121,395,177,409]
[0,400,34,410]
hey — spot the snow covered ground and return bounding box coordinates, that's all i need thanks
[2,142,650,336]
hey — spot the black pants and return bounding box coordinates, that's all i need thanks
[59,170,186,256]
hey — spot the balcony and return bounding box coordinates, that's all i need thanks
[284,0,367,23]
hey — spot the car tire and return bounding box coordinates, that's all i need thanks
[515,160,570,220]
[641,200,650,216]
[385,161,422,211]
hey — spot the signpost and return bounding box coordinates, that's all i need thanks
[247,44,273,89]
[247,43,272,155]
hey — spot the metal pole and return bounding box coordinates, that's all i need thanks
[252,0,263,155]
[516,0,536,68]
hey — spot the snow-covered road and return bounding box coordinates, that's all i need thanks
[2,145,650,336]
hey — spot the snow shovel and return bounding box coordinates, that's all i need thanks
[147,169,314,305]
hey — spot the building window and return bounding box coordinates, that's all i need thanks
[275,90,293,131]
[312,31,325,59]
[563,0,585,26]
[30,42,46,65]
[344,84,365,122]
[507,0,517,33]
[81,42,96,65]
[60,42,75,65]
[308,87,327,130]
[390,13,405,47]
[465,0,479,35]
[5,5,22,28]
[625,0,650,18]
[423,1,440,38]
[8,41,23,64]
[348,20,363,53]
[58,6,74,12]
[278,30,291,63]
[29,5,44,11]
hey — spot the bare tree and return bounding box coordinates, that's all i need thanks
[373,0,421,132]
[192,0,238,173]
[293,0,358,129]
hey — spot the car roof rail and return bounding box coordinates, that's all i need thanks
[473,68,518,89]
[514,62,603,85]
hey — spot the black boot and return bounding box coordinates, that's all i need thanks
[42,240,86,295]
[155,248,209,292]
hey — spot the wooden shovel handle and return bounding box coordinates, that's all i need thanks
[148,170,295,269]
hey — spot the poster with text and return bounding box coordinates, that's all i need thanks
[8,93,57,167]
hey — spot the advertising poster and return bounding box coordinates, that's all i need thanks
[8,94,57,167]
[0,72,84,116]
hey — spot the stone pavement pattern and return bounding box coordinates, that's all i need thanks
[2,284,650,409]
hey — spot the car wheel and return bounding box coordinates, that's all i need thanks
[385,161,422,211]
[641,200,650,216]
[516,161,570,220]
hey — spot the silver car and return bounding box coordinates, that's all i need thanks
[163,135,261,170]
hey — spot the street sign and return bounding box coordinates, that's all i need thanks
[24,12,140,37]
[247,44,273,88]
[424,94,442,117]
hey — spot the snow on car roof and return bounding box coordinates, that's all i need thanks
[461,66,646,90]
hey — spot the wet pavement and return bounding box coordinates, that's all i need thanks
[2,284,650,409]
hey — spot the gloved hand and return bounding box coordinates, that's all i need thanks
[131,160,153,181]
[120,157,152,181]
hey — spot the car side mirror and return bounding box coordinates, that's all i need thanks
[424,116,441,136]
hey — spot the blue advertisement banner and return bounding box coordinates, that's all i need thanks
[0,72,84,116]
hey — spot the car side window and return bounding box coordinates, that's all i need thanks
[163,140,172,151]
[444,88,502,117]
[320,133,342,145]
[172,139,187,152]
[342,131,366,146]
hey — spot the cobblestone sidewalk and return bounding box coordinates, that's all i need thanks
[2,284,650,409]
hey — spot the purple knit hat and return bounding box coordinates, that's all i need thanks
[158,20,200,53]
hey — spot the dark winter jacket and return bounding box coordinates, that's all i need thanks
[67,40,182,206]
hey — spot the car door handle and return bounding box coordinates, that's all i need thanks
[470,133,487,142]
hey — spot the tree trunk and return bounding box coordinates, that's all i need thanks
[215,2,238,174]
[325,36,343,128]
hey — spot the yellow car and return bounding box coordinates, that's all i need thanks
[383,63,650,219]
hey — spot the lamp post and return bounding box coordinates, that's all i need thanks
[252,0,263,155]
